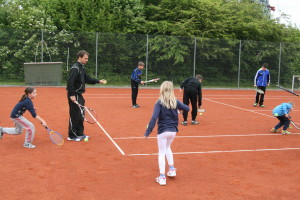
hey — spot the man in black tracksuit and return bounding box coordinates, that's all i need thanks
[67,50,105,141]
[180,74,202,125]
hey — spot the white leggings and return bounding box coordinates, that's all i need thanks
[157,131,176,174]
[2,116,35,143]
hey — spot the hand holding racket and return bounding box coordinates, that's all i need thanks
[74,101,98,124]
[44,126,64,145]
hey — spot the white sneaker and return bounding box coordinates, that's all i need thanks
[156,176,166,186]
[23,143,36,148]
[167,168,176,177]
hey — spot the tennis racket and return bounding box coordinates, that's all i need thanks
[256,88,264,94]
[288,116,300,130]
[75,101,98,124]
[45,127,64,145]
[290,120,300,130]
[144,78,160,83]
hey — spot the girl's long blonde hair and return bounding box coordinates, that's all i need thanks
[159,81,177,109]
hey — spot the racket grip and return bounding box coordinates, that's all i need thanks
[41,123,48,129]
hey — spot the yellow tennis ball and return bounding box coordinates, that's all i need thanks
[84,138,89,142]
[200,113,203,115]
[274,113,278,117]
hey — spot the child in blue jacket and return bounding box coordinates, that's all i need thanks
[254,63,270,107]
[271,102,294,135]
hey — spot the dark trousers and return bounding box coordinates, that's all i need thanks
[275,116,290,131]
[183,87,198,121]
[131,80,139,106]
[255,86,266,105]
[68,94,85,138]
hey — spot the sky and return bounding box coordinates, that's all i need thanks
[269,0,300,28]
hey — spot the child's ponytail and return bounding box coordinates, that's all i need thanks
[20,87,35,102]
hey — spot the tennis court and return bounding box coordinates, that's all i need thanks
[1,87,300,200]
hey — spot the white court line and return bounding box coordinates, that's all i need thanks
[85,94,158,95]
[127,147,300,156]
[250,110,300,112]
[85,94,291,97]
[113,133,300,140]
[88,113,125,155]
[96,120,125,155]
[202,98,292,100]
[85,97,291,99]
[204,98,274,118]
[86,97,157,99]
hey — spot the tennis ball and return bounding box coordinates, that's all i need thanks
[274,113,279,117]
[200,113,203,115]
[84,138,89,142]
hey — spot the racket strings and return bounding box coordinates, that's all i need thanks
[291,121,300,130]
[84,108,98,124]
[50,131,64,145]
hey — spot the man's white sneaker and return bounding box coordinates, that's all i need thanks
[167,169,176,177]
[156,176,166,186]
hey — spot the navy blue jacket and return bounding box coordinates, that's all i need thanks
[145,99,190,137]
[131,67,142,83]
[10,98,37,118]
[254,68,270,87]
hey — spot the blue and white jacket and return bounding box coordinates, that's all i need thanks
[131,67,142,83]
[254,68,270,86]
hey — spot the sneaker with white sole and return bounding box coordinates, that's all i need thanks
[191,120,199,125]
[156,176,166,186]
[181,121,187,126]
[82,134,90,139]
[23,143,36,148]
[67,136,83,141]
[167,168,176,177]
[281,130,291,135]
[270,128,279,133]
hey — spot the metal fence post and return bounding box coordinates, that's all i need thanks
[66,47,69,71]
[193,37,197,77]
[95,32,99,79]
[145,34,149,84]
[277,42,282,86]
[238,40,242,88]
[41,29,44,62]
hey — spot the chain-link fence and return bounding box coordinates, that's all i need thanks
[1,28,300,87]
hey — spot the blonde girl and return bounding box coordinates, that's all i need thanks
[145,81,189,186]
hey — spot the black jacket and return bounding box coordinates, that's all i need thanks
[180,77,202,107]
[67,62,99,97]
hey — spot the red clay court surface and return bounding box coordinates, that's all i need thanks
[0,87,300,200]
